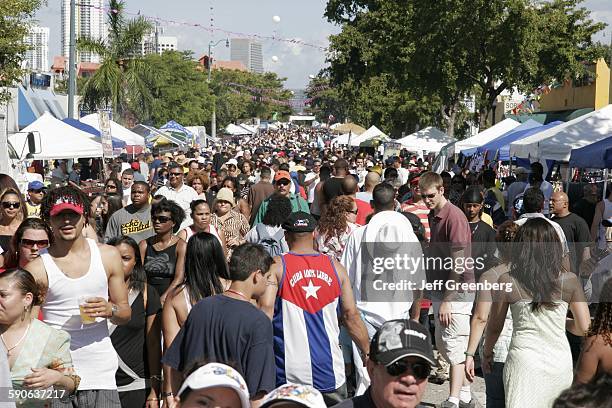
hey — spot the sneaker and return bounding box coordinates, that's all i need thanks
[439,401,458,408]
[459,400,476,408]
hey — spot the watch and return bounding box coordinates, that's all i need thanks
[111,304,119,317]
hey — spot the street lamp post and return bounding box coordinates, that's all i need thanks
[207,39,229,139]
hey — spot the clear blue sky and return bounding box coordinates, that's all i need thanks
[35,0,611,89]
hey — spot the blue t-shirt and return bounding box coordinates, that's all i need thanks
[162,294,275,397]
[150,159,162,183]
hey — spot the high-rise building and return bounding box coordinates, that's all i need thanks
[61,0,106,63]
[139,28,178,56]
[24,26,50,72]
[230,38,263,74]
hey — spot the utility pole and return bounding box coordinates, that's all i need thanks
[208,38,229,139]
[67,0,77,118]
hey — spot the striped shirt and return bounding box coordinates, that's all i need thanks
[401,202,431,241]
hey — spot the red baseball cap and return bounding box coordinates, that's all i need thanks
[50,197,84,217]
[131,162,140,171]
[274,170,291,183]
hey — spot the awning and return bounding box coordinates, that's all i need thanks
[569,136,612,169]
[62,118,126,149]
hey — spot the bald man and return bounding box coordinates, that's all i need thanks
[551,191,592,275]
[341,175,373,226]
[355,171,381,203]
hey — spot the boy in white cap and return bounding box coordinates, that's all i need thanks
[175,362,250,408]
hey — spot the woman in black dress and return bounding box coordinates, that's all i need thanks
[139,198,186,303]
[109,235,162,408]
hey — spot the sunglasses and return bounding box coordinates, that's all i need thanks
[20,238,50,248]
[349,209,359,215]
[169,172,183,177]
[276,180,291,186]
[420,193,437,200]
[106,185,118,189]
[2,202,21,209]
[152,215,172,223]
[29,189,45,194]
[385,359,431,380]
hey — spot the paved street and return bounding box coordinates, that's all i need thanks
[422,376,487,407]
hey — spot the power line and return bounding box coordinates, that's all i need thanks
[74,2,329,51]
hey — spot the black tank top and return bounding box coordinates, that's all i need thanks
[143,237,178,296]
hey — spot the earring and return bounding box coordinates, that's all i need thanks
[21,306,27,321]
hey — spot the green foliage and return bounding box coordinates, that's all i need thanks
[210,68,292,127]
[143,51,213,127]
[77,0,153,123]
[0,0,43,103]
[323,0,606,135]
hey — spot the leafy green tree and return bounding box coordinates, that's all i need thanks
[144,51,213,127]
[410,0,606,127]
[77,0,153,123]
[0,0,42,103]
[324,0,606,134]
[210,68,292,127]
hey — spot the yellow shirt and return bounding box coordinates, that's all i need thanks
[26,201,41,218]
[481,212,493,227]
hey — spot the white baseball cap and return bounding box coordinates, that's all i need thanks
[260,384,326,408]
[177,363,250,408]
[226,158,239,167]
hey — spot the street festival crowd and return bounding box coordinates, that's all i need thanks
[0,126,611,408]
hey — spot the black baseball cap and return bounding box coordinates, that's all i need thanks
[370,320,436,367]
[282,211,317,233]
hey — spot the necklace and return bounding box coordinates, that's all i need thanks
[469,221,480,236]
[1,322,31,356]
[225,289,249,301]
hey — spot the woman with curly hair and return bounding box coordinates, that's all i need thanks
[314,195,358,261]
[574,277,612,383]
[244,193,291,254]
[186,172,209,200]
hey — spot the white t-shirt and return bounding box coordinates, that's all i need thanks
[515,212,569,254]
[524,180,553,215]
[397,167,410,186]
[340,211,424,328]
[305,171,320,204]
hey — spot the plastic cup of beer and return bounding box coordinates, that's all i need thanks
[78,296,96,324]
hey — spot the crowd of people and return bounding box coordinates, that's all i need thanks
[0,126,611,408]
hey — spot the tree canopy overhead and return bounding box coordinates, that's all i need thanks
[0,0,43,104]
[320,0,606,137]
[77,0,153,124]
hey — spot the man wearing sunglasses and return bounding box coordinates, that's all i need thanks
[155,161,199,230]
[26,180,46,218]
[25,186,131,408]
[419,172,474,408]
[252,170,309,225]
[336,319,435,408]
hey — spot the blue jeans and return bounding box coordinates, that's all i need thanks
[484,362,505,408]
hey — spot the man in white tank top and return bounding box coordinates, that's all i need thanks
[26,186,131,408]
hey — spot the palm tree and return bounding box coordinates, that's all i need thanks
[77,0,153,124]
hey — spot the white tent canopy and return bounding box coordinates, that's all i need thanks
[10,111,103,160]
[509,104,612,161]
[396,127,455,153]
[332,133,357,146]
[349,125,388,147]
[80,113,145,146]
[225,123,254,136]
[453,118,520,155]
